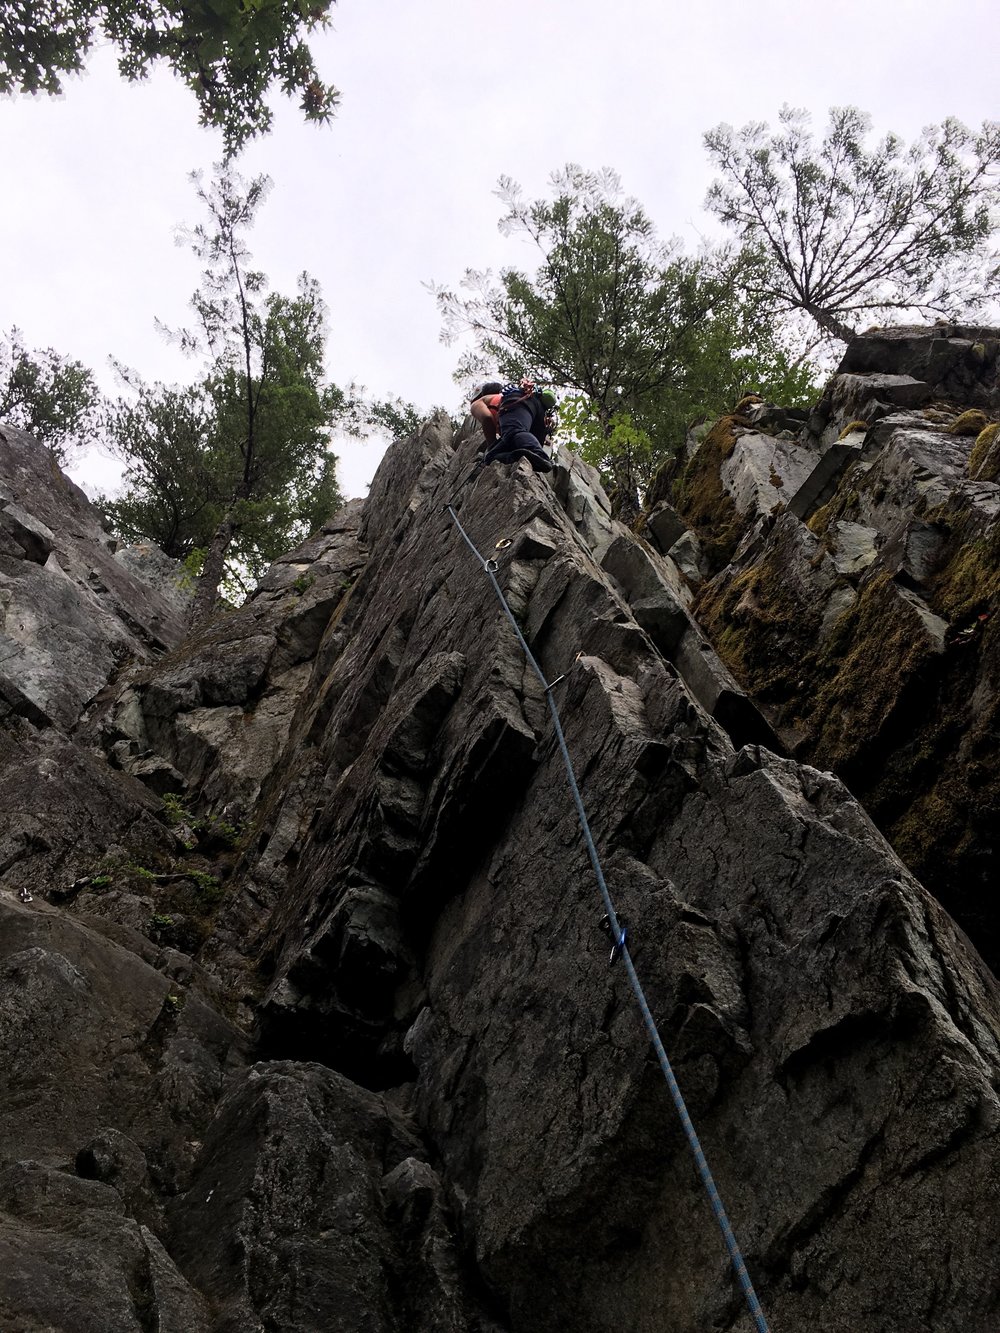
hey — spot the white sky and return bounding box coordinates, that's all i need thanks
[3,0,999,500]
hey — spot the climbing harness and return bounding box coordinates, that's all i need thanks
[444,503,770,1333]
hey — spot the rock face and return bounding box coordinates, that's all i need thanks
[0,425,185,730]
[679,327,1000,977]
[2,331,1000,1332]
[114,539,195,615]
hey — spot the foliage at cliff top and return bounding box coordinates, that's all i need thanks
[705,105,1000,343]
[0,0,339,154]
[435,164,819,510]
[0,327,101,465]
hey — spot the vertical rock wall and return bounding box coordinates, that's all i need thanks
[2,334,1000,1330]
[676,327,1000,974]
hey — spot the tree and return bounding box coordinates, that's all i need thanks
[101,381,222,558]
[341,387,427,443]
[104,167,343,619]
[0,0,339,155]
[560,298,819,490]
[704,106,1000,343]
[435,165,818,510]
[0,326,101,464]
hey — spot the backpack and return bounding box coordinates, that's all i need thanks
[536,389,558,445]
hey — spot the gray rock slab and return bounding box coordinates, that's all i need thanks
[0,500,55,562]
[0,1162,211,1333]
[114,540,194,614]
[598,533,773,745]
[871,519,947,591]
[601,531,692,611]
[895,584,949,653]
[720,430,817,518]
[819,581,858,639]
[0,724,178,921]
[743,402,811,433]
[671,624,779,749]
[787,440,865,520]
[411,671,1000,1332]
[666,528,707,585]
[551,449,618,564]
[0,427,186,731]
[858,416,976,521]
[0,896,243,1168]
[838,326,1000,406]
[644,500,686,555]
[830,521,881,577]
[829,370,932,418]
[170,1062,490,1333]
[111,498,370,812]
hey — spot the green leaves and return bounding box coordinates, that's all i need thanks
[0,327,101,465]
[704,105,1000,341]
[436,164,820,509]
[0,0,339,155]
[104,167,343,611]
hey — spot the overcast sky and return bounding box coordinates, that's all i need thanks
[3,0,999,500]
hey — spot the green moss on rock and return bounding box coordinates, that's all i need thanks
[948,409,990,437]
[671,415,748,572]
[696,533,825,703]
[644,454,679,511]
[806,501,834,538]
[810,573,938,771]
[837,420,868,440]
[931,531,1000,622]
[968,422,1000,480]
[734,393,763,413]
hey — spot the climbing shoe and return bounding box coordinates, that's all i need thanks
[507,447,553,473]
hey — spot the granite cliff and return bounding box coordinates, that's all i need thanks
[2,326,1000,1331]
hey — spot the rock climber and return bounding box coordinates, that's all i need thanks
[469,381,504,448]
[469,379,555,473]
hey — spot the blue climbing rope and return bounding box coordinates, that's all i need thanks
[445,504,770,1333]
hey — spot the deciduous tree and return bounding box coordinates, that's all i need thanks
[704,106,1000,342]
[0,0,339,154]
[0,326,101,464]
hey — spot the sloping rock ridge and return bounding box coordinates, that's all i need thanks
[2,333,1000,1332]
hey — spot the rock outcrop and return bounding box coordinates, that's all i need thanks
[0,426,185,730]
[675,326,1000,977]
[2,331,1000,1332]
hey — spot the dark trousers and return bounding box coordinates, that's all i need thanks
[483,402,544,462]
